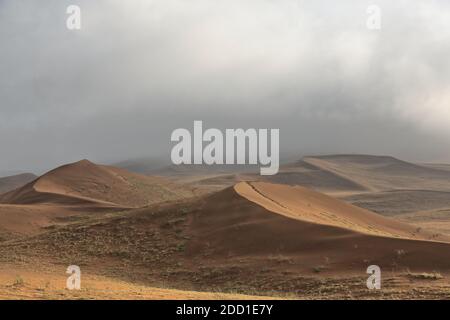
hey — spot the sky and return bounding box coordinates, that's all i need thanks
[1,0,450,174]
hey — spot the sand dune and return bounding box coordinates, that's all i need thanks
[0,160,195,240]
[3,180,450,299]
[260,155,450,197]
[235,182,435,240]
[259,155,450,237]
[117,155,450,201]
[0,160,193,208]
[188,182,450,272]
[0,173,37,195]
[302,155,450,192]
[263,159,367,194]
[1,158,450,299]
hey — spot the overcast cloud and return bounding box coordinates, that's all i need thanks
[1,0,450,174]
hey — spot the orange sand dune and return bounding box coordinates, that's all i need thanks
[188,182,450,273]
[236,182,437,240]
[0,160,193,208]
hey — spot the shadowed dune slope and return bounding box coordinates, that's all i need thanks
[0,160,193,207]
[0,173,37,195]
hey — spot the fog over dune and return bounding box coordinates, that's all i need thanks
[1,0,450,173]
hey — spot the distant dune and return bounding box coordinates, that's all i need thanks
[0,159,194,207]
[154,154,450,196]
[117,155,450,235]
[421,163,450,172]
[257,155,450,234]
[262,159,367,194]
[300,155,450,192]
[0,173,37,195]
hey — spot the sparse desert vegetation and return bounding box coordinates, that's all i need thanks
[0,156,450,299]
